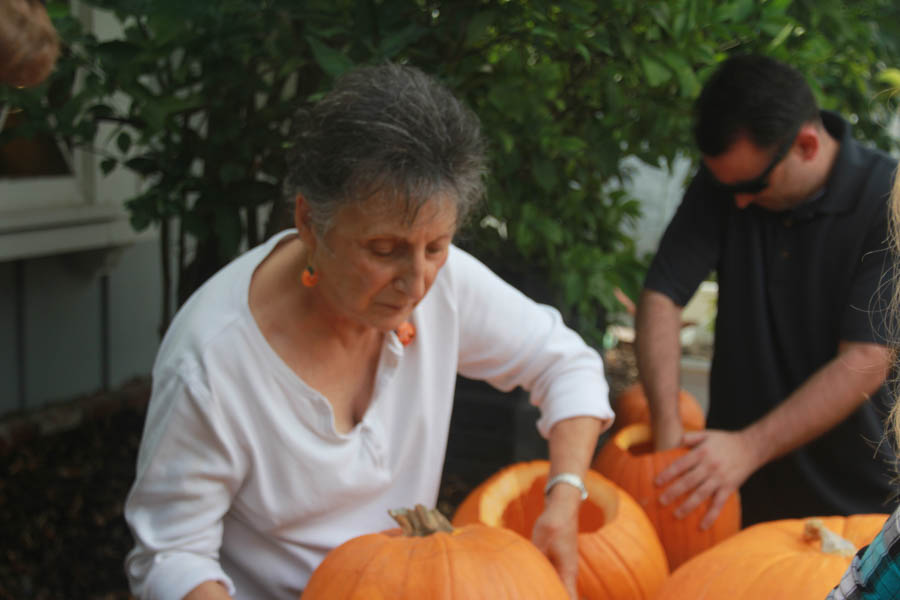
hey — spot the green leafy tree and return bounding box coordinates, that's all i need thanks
[3,0,898,341]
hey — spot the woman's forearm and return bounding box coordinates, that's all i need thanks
[547,416,607,486]
[183,580,233,600]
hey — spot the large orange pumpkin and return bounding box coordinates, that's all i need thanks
[301,504,569,599]
[657,514,888,600]
[612,382,706,432]
[592,423,741,569]
[452,460,669,600]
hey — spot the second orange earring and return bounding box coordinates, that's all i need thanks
[301,265,319,287]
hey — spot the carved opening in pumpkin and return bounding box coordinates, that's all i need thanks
[472,461,610,536]
[614,423,656,456]
[626,442,655,456]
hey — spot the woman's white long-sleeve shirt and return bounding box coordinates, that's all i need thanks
[124,230,612,600]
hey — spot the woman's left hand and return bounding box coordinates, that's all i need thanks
[531,484,582,599]
[536,415,609,599]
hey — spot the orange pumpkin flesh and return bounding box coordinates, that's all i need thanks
[302,504,569,599]
[612,382,706,432]
[657,514,888,600]
[592,423,741,569]
[452,460,669,600]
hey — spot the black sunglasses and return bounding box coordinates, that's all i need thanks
[704,129,798,196]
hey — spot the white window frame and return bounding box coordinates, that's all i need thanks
[0,4,154,262]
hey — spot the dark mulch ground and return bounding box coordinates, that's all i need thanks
[0,344,636,599]
[0,405,145,600]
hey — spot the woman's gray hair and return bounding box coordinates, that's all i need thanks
[284,63,487,233]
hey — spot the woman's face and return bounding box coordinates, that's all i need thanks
[306,195,458,332]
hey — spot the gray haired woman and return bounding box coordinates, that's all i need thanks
[124,63,612,600]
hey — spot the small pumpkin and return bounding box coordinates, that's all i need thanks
[656,514,888,600]
[452,460,669,600]
[592,423,741,569]
[612,382,706,432]
[302,504,569,599]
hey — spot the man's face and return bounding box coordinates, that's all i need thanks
[702,133,805,212]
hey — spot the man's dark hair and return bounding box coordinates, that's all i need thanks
[693,55,820,157]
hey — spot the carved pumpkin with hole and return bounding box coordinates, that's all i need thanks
[656,514,888,600]
[612,382,706,432]
[301,504,569,599]
[452,460,669,600]
[592,423,741,569]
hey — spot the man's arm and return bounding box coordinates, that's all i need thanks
[657,340,892,529]
[635,289,687,450]
[531,415,608,599]
[744,340,892,467]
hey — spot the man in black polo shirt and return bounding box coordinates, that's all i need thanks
[636,54,897,527]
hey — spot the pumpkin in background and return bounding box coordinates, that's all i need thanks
[657,514,888,600]
[452,460,669,600]
[592,423,741,569]
[612,382,706,432]
[302,504,569,599]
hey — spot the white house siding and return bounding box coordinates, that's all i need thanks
[23,252,103,409]
[0,261,16,408]
[108,242,163,389]
[0,240,161,418]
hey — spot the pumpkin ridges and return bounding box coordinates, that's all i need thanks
[478,527,559,600]
[836,513,887,547]
[592,423,741,569]
[577,517,647,599]
[576,535,620,600]
[407,532,450,599]
[574,478,668,600]
[756,555,839,600]
[742,517,865,599]
[452,460,669,600]
[612,382,706,431]
[613,503,671,597]
[658,515,888,600]
[313,533,397,599]
[303,509,569,599]
[731,549,799,600]
[485,526,568,598]
[745,542,857,600]
[487,535,532,600]
[579,513,655,599]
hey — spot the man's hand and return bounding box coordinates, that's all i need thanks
[654,429,761,530]
[532,483,582,599]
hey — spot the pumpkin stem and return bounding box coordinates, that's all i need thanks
[389,505,454,536]
[802,518,857,557]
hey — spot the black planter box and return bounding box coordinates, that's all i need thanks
[443,375,548,490]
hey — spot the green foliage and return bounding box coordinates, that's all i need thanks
[3,0,898,341]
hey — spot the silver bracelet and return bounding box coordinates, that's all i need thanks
[544,472,588,501]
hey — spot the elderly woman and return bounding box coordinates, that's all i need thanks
[124,63,612,600]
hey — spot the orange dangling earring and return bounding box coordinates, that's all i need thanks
[396,321,416,346]
[301,264,319,287]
